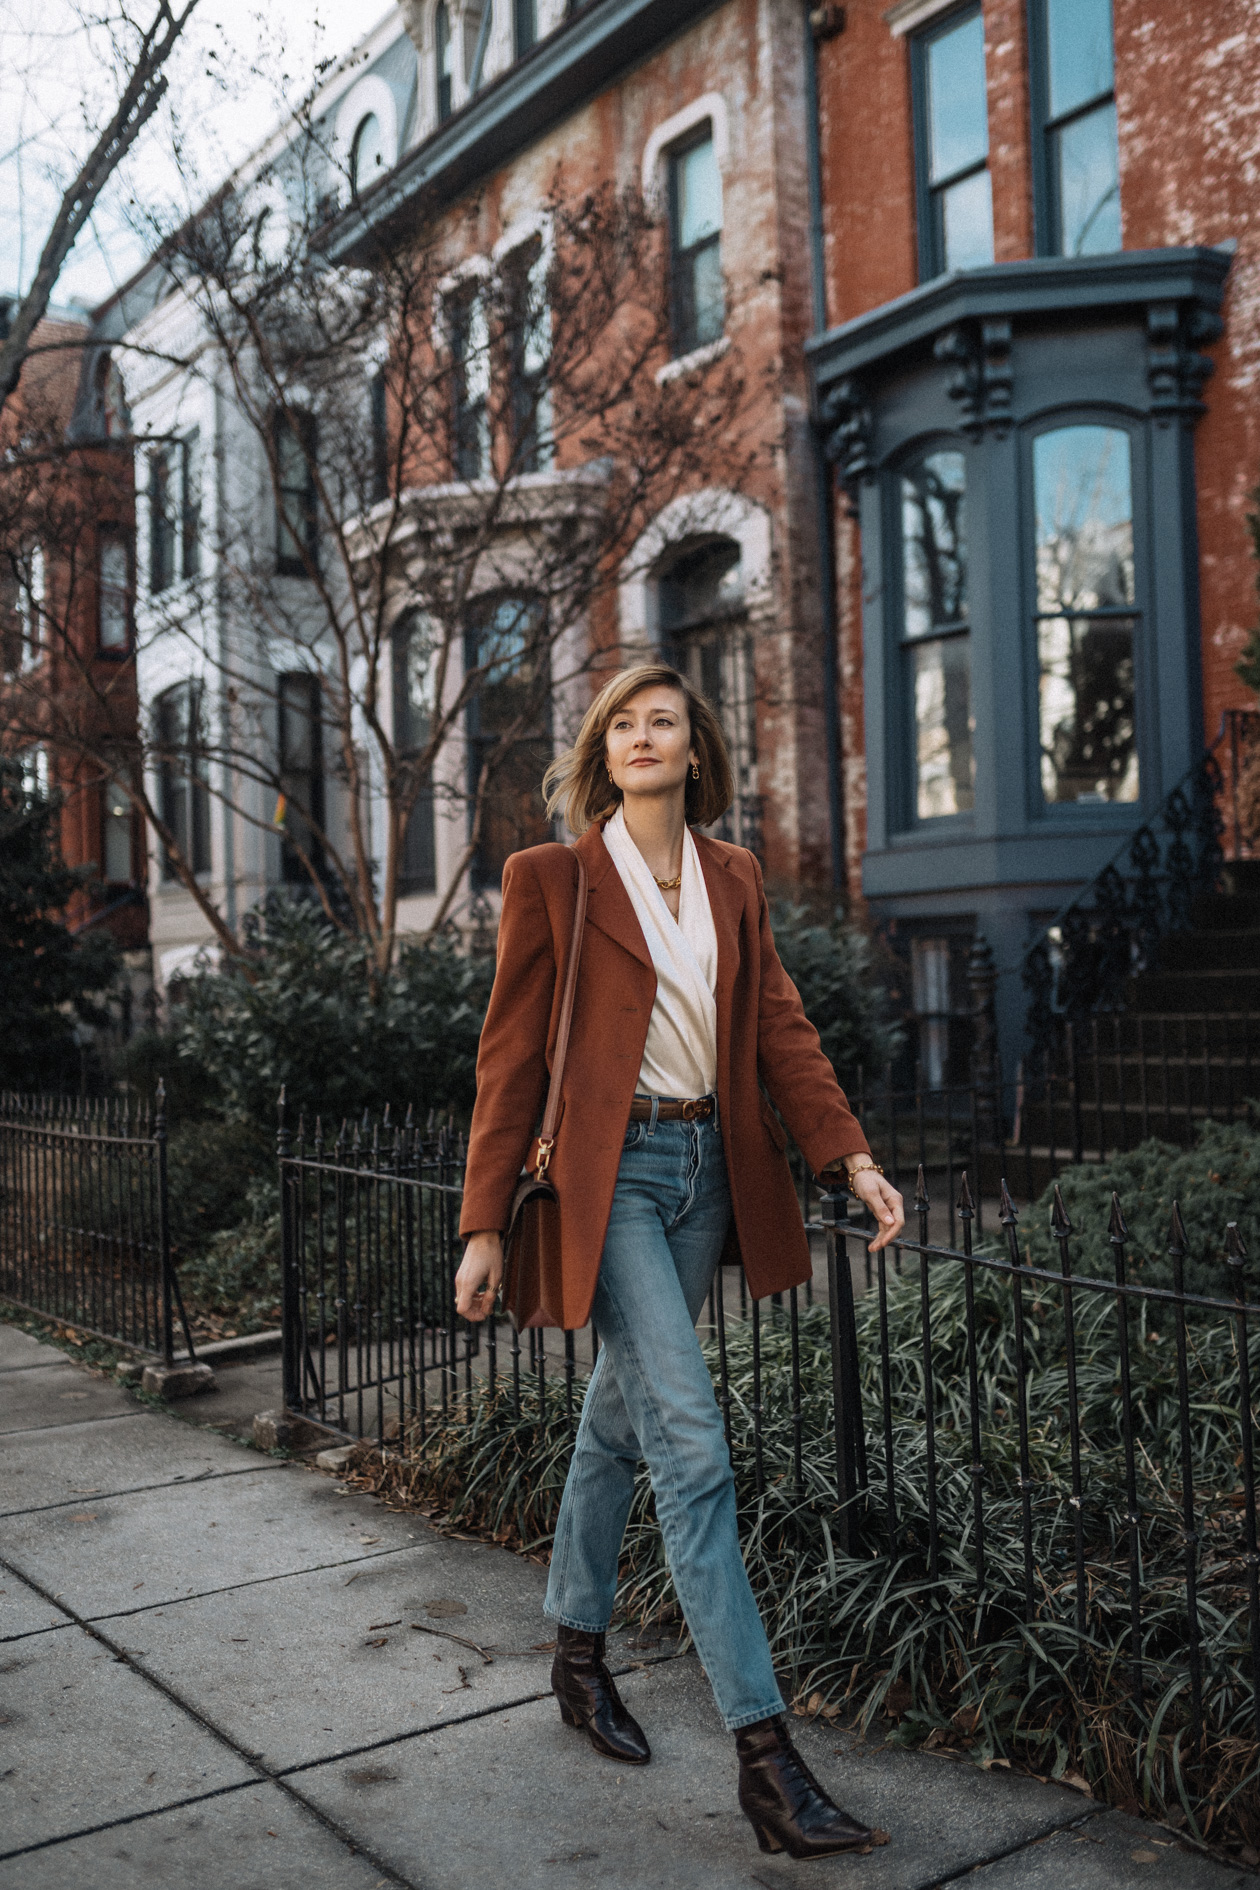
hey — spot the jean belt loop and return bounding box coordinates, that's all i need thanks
[647,1095,659,1137]
[711,1091,719,1133]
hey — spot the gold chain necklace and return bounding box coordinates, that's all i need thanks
[653,873,682,893]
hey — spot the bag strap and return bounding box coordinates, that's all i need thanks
[534,848,588,1180]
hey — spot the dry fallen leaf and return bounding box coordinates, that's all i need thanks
[1130,1850,1158,1865]
[1060,1770,1093,1796]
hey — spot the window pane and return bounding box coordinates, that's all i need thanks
[913,637,975,818]
[676,135,722,247]
[1035,425,1137,805]
[103,780,132,881]
[926,11,988,183]
[902,451,967,641]
[151,447,176,592]
[1038,613,1137,803]
[514,0,536,54]
[467,598,551,885]
[99,538,130,649]
[659,538,742,634]
[1034,425,1133,614]
[351,113,386,194]
[392,612,435,753]
[1055,100,1120,255]
[1047,0,1113,120]
[940,167,994,271]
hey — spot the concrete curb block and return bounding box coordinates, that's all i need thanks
[252,1408,339,1453]
[141,1360,218,1400]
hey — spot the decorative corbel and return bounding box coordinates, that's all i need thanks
[1146,300,1222,426]
[935,317,1013,438]
[818,374,875,512]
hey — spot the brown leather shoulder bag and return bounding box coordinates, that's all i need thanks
[501,848,589,1330]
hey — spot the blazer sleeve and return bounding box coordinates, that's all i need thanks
[459,851,558,1237]
[750,855,872,1178]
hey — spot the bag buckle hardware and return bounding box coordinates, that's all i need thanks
[535,1136,555,1179]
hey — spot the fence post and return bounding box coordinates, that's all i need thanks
[967,933,1001,1146]
[155,1079,174,1368]
[821,1188,865,1556]
[278,1087,300,1413]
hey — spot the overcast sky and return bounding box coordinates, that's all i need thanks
[0,0,384,314]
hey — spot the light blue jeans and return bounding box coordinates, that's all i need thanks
[544,1108,784,1731]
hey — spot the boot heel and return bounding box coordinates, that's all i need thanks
[753,1825,783,1855]
[556,1696,583,1728]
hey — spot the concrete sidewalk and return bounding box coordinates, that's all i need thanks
[1,1322,1253,1890]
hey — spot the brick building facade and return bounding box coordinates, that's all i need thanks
[807,0,1260,1074]
[1,312,147,961]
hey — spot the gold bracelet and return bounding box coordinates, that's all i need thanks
[844,1158,884,1179]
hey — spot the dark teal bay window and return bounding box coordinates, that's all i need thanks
[809,247,1230,1059]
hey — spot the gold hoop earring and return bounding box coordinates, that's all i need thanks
[690,760,700,780]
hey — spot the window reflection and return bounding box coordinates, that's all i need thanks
[917,7,993,276]
[466,596,552,885]
[1040,0,1120,256]
[900,450,975,819]
[1034,424,1138,806]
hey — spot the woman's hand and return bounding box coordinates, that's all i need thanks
[455,1231,504,1322]
[848,1169,905,1253]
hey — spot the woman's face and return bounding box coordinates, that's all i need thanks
[605,686,696,807]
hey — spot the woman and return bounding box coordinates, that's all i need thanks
[455,663,903,1861]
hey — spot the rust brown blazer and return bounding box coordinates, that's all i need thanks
[459,822,871,1329]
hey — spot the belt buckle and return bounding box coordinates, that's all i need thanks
[681,1099,698,1121]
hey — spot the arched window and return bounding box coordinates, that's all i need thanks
[897,447,974,822]
[1033,422,1137,805]
[657,535,758,850]
[350,113,386,196]
[435,3,453,122]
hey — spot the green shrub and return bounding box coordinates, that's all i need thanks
[0,755,119,1092]
[169,899,494,1129]
[1017,1118,1260,1302]
[768,903,902,1085]
[164,1117,274,1265]
[174,1177,282,1332]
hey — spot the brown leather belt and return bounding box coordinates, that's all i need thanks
[629,1095,715,1122]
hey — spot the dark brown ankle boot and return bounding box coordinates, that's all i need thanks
[735,1715,888,1859]
[551,1626,651,1763]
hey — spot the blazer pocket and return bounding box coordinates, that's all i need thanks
[759,1095,788,1152]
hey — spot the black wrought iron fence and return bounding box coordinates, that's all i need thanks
[0,1086,196,1365]
[278,1087,1260,1760]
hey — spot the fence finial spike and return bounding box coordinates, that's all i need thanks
[1050,1183,1072,1238]
[914,1163,929,1213]
[956,1170,974,1214]
[1166,1199,1187,1255]
[998,1177,1018,1226]
[404,1102,414,1129]
[1108,1191,1129,1244]
[1226,1220,1248,1264]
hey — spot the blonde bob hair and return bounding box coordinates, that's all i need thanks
[543,663,734,835]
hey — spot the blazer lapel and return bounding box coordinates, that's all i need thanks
[577,824,654,973]
[693,833,742,1012]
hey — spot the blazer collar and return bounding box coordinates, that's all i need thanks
[574,823,742,994]
[574,823,652,972]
